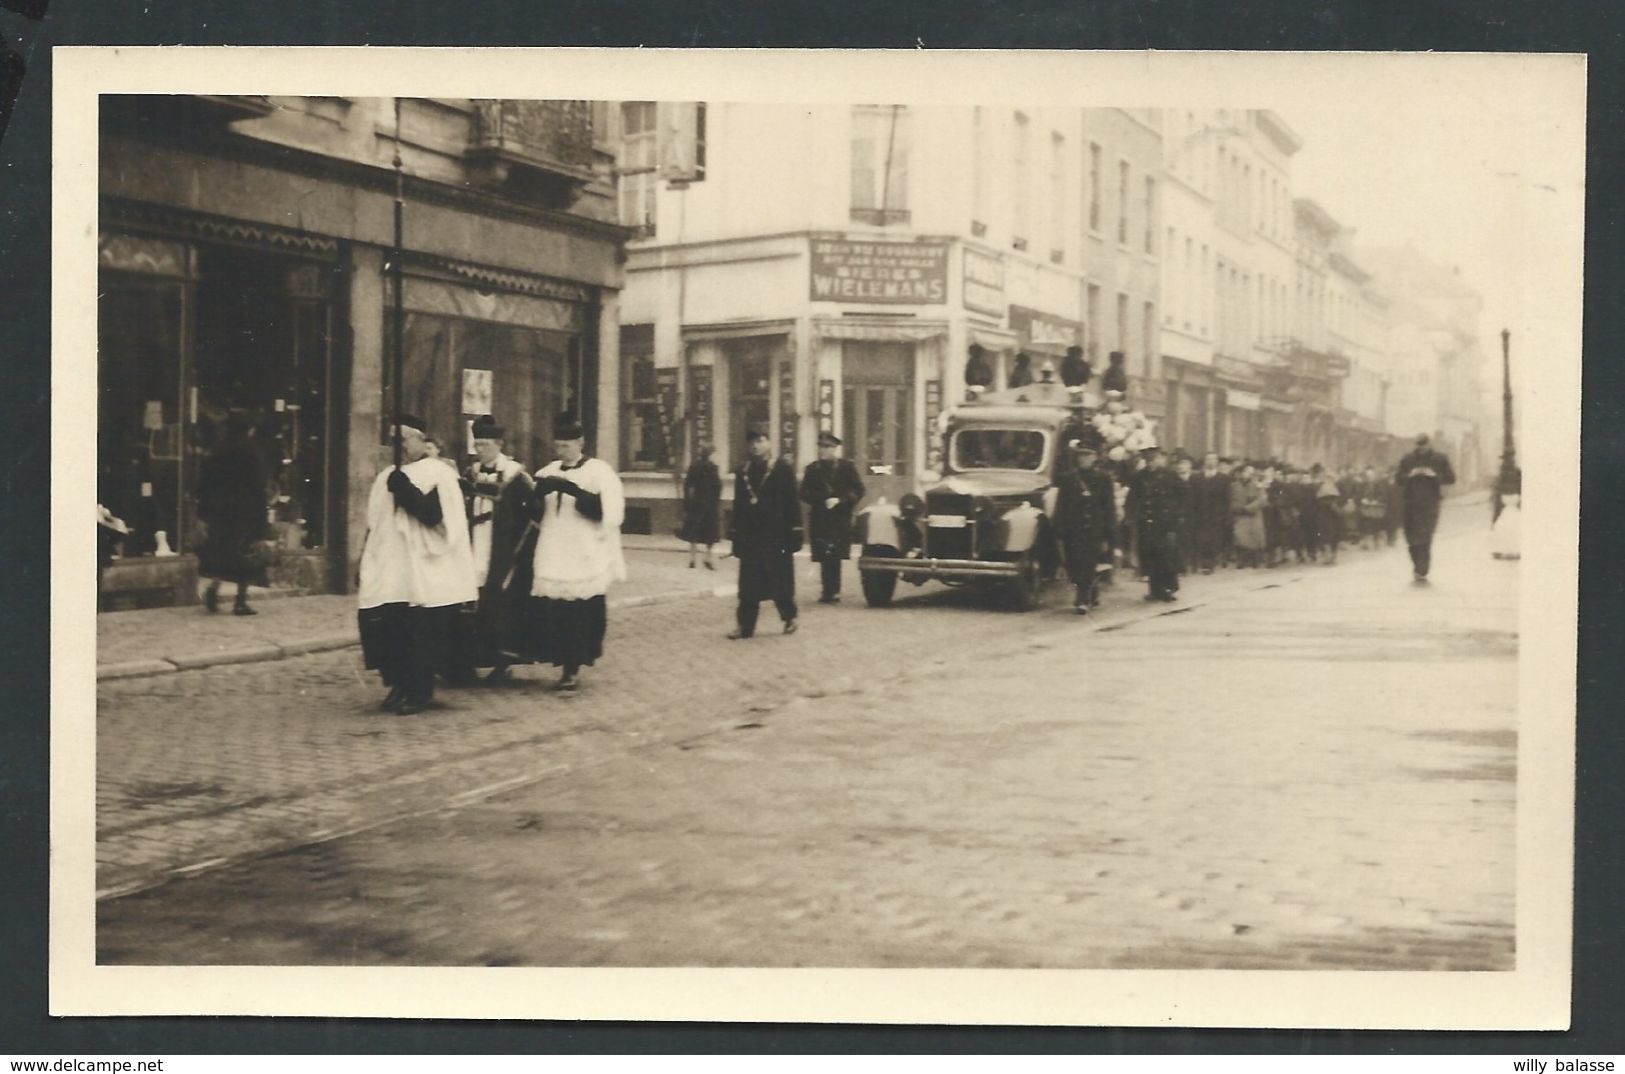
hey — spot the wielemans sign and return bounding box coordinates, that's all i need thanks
[809,237,948,304]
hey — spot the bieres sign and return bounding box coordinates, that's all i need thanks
[809,237,948,304]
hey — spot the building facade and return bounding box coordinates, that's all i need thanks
[613,103,1162,534]
[1157,109,1302,461]
[1360,245,1490,485]
[98,96,628,607]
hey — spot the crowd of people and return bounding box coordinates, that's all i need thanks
[1055,430,1457,615]
[334,402,1461,714]
[353,414,861,715]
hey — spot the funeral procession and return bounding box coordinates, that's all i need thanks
[89,95,1537,975]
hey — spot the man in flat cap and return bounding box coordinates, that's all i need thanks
[728,428,802,638]
[357,414,479,715]
[800,431,865,604]
[1053,429,1117,615]
[1395,433,1456,582]
[453,414,535,685]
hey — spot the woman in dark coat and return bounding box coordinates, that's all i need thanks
[679,443,723,569]
[197,414,269,615]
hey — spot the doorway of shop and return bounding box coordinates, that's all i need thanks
[841,341,915,507]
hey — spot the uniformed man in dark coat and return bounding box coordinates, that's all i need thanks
[1395,433,1457,581]
[800,431,865,604]
[728,429,804,638]
[1127,444,1186,602]
[1190,451,1231,574]
[1053,429,1117,615]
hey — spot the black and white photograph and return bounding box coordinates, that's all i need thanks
[51,48,1583,1027]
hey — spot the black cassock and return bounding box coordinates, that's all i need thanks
[1129,468,1186,598]
[453,462,537,676]
[1396,447,1456,577]
[1053,466,1117,604]
[730,456,803,635]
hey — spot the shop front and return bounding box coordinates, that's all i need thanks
[385,263,592,473]
[97,214,348,608]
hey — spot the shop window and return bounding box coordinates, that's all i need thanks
[729,349,774,473]
[192,245,335,554]
[621,328,671,471]
[850,104,910,226]
[98,276,184,557]
[384,312,571,474]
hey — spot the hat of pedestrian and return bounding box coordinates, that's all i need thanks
[1069,429,1104,454]
[394,413,428,437]
[471,414,505,441]
[744,427,769,443]
[817,431,842,447]
[553,413,585,441]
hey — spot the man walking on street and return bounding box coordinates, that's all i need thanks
[800,431,865,604]
[454,414,535,685]
[357,414,479,715]
[1396,433,1457,582]
[1128,444,1185,602]
[1054,430,1117,615]
[728,429,803,638]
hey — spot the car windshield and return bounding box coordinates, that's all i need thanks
[953,428,1048,471]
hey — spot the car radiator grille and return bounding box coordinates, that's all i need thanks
[925,493,974,559]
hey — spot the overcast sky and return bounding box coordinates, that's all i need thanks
[1285,80,1584,399]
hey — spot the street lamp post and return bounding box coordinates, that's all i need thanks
[1494,327,1518,521]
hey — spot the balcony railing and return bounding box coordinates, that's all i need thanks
[850,207,911,227]
[466,100,597,206]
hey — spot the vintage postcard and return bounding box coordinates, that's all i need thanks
[52,47,1583,1027]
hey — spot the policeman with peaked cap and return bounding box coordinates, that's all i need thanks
[800,431,865,604]
[357,413,479,714]
[728,427,802,638]
[1053,428,1117,614]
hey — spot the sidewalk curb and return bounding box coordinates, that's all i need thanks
[97,582,741,682]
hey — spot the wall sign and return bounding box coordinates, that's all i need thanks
[1007,305,1083,351]
[690,365,714,452]
[962,247,1005,317]
[777,362,798,463]
[655,367,679,459]
[924,379,944,472]
[461,368,494,415]
[810,237,949,304]
[817,379,836,434]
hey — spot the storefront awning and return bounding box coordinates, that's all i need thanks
[812,317,950,343]
[968,324,1019,352]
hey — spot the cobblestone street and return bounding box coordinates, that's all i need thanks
[95,501,1516,970]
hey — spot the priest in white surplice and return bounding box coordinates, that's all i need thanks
[357,413,478,715]
[521,413,625,692]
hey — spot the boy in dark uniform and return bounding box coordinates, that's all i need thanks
[800,431,866,604]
